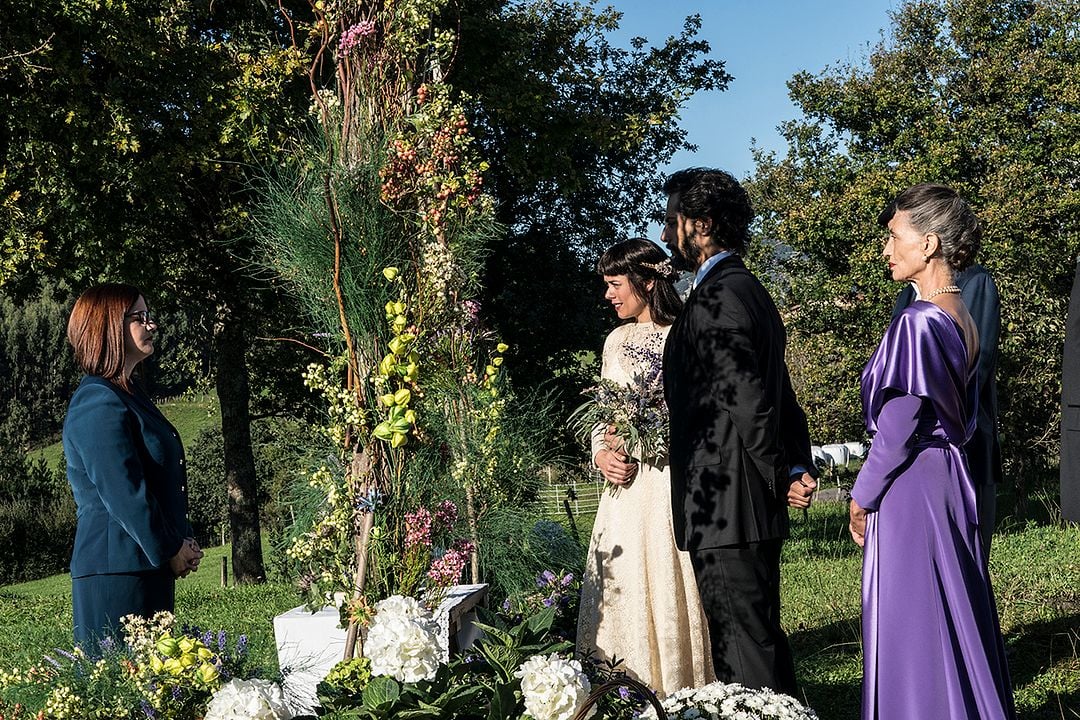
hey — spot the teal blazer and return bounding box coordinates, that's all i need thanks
[63,376,192,577]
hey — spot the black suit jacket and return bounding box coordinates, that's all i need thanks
[663,255,815,551]
[1061,258,1080,522]
[893,265,1002,487]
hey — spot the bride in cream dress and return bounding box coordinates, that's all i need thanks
[576,238,714,696]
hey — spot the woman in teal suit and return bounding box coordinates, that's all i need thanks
[63,284,203,646]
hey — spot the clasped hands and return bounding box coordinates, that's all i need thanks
[168,537,205,579]
[597,425,821,511]
[595,427,637,486]
[786,472,817,509]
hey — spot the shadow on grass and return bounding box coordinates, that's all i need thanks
[1004,614,1080,719]
[791,618,863,720]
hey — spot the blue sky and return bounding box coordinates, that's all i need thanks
[606,0,900,180]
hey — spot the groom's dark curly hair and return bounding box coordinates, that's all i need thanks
[663,167,753,255]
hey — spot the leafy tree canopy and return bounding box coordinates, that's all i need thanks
[747,0,1080,503]
[449,1,731,395]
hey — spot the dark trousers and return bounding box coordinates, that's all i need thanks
[72,569,175,649]
[690,539,798,696]
[976,481,997,561]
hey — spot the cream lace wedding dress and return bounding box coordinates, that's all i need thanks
[575,321,714,696]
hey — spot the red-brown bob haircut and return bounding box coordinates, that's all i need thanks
[67,283,142,391]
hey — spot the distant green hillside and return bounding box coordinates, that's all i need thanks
[31,393,220,470]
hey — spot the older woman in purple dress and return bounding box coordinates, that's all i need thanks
[848,184,1015,719]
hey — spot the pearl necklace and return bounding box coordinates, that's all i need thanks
[924,285,961,301]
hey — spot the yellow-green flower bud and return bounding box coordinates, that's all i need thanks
[373,422,394,441]
[382,267,399,281]
[496,343,509,353]
[196,662,220,686]
[390,432,408,448]
[379,355,396,377]
[393,389,411,406]
[404,409,417,425]
[380,393,396,407]
[155,637,180,658]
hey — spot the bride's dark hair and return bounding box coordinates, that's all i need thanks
[597,238,683,326]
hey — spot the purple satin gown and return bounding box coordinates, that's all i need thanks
[852,302,1015,720]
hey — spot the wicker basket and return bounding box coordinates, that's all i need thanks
[571,675,666,720]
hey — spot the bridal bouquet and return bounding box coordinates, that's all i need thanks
[569,344,668,472]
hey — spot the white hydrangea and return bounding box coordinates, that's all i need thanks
[639,681,817,720]
[514,653,594,720]
[364,595,445,683]
[203,678,292,720]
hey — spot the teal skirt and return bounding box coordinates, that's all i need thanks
[72,569,175,649]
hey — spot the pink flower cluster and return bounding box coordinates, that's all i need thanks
[338,20,376,55]
[404,507,433,549]
[433,499,457,528]
[427,540,474,587]
[405,500,459,550]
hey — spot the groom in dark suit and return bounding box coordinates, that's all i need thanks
[661,168,816,696]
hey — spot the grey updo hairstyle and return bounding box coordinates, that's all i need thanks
[878,183,982,273]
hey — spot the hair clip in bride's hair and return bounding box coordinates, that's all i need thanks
[640,258,676,279]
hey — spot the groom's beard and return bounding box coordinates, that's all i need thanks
[667,231,704,273]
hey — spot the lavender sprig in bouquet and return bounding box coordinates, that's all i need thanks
[569,343,669,477]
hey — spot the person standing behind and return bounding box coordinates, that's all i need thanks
[64,284,203,647]
[849,184,1014,719]
[661,168,817,696]
[893,262,1002,554]
[1062,252,1080,523]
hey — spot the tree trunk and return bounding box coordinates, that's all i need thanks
[216,303,266,584]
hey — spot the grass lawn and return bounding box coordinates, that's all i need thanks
[0,501,1076,718]
[0,542,299,676]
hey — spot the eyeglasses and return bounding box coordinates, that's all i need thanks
[125,310,155,327]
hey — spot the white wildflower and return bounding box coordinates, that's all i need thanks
[639,680,817,720]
